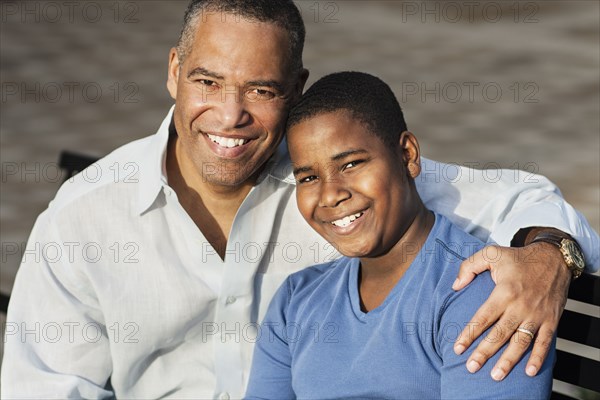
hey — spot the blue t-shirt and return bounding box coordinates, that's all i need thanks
[245,214,554,399]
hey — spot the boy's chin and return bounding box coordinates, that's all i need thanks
[329,241,375,259]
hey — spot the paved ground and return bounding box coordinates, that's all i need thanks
[1,0,599,394]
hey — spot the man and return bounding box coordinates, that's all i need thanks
[2,1,598,398]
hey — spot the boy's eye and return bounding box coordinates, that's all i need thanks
[298,175,318,184]
[247,88,276,100]
[343,160,364,171]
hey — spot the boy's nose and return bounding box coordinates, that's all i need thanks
[318,178,351,208]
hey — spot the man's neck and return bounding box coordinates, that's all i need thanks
[166,135,255,260]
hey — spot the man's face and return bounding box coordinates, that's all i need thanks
[167,13,305,187]
[288,110,419,258]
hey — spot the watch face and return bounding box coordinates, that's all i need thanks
[562,240,586,271]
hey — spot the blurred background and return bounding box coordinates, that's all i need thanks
[1,0,598,396]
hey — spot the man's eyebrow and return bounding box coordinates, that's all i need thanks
[187,67,224,80]
[331,149,368,161]
[186,70,285,92]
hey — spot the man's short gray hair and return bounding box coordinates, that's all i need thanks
[177,0,305,72]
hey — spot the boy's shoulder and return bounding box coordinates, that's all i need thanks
[411,214,489,304]
[431,213,486,262]
[428,215,496,321]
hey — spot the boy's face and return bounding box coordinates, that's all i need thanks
[288,110,421,258]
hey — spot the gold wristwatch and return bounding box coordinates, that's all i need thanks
[531,232,586,279]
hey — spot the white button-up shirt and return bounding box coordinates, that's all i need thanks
[2,107,598,399]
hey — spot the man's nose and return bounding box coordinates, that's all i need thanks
[318,177,351,208]
[214,86,250,129]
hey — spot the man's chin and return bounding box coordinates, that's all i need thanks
[200,167,260,188]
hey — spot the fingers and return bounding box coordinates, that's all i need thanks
[454,294,503,355]
[463,313,519,375]
[465,321,555,381]
[488,322,536,381]
[454,246,498,291]
[525,325,555,377]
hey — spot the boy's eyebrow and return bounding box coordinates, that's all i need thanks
[292,149,368,176]
[293,165,313,176]
[187,67,224,80]
[331,149,368,161]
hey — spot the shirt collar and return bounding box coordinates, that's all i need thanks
[136,105,298,215]
[136,106,174,215]
[259,137,297,186]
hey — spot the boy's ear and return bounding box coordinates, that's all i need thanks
[399,131,421,178]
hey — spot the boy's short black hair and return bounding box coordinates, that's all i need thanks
[287,71,408,145]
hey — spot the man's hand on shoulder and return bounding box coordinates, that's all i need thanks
[451,228,576,381]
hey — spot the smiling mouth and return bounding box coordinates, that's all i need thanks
[330,211,365,228]
[206,133,251,148]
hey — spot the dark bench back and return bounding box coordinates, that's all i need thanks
[551,273,600,399]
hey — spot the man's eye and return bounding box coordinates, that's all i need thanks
[198,79,218,87]
[248,88,276,100]
[298,175,317,184]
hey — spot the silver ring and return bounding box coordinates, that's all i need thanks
[517,327,535,340]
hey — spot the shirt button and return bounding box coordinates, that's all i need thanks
[225,296,237,305]
[218,392,230,400]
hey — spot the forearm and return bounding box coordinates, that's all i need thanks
[417,158,599,272]
[488,197,598,273]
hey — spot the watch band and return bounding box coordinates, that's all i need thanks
[530,232,585,279]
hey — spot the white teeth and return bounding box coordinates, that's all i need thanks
[207,134,248,148]
[331,212,364,227]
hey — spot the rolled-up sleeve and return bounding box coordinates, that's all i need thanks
[417,157,599,272]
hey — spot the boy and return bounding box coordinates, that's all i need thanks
[245,72,554,398]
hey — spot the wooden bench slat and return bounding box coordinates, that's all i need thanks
[550,390,579,400]
[0,293,9,314]
[567,273,600,306]
[553,349,600,392]
[58,150,99,183]
[557,309,600,348]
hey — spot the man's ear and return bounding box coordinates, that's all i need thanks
[166,48,180,100]
[292,68,310,101]
[399,131,421,178]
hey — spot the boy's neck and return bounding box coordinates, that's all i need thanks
[358,204,434,312]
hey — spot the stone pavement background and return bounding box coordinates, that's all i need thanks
[1,0,598,395]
